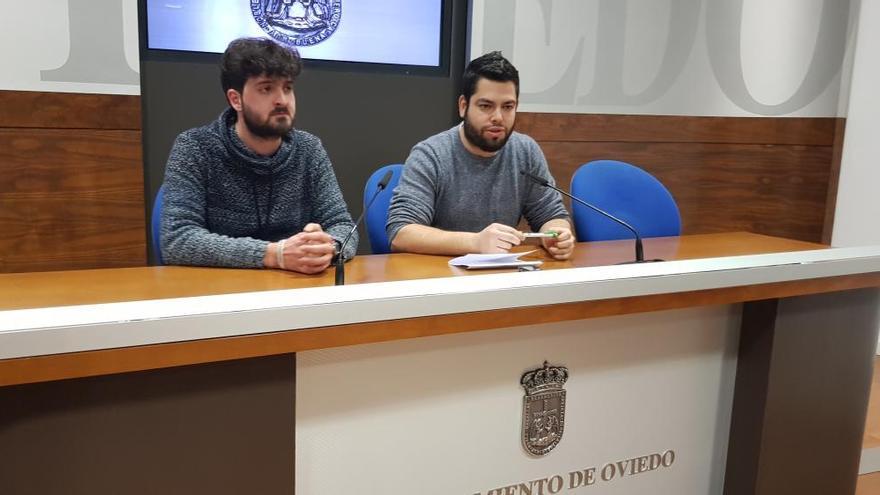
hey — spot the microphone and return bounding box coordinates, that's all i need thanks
[520,170,661,263]
[335,169,394,285]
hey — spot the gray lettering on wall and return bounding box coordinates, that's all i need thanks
[482,0,586,105]
[41,0,139,85]
[522,0,585,105]
[487,0,701,106]
[538,0,554,44]
[706,0,850,115]
[480,0,852,115]
[577,0,701,105]
[482,0,517,58]
[526,39,585,105]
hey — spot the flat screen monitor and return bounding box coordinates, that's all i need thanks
[145,0,445,68]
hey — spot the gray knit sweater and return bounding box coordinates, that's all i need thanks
[386,126,569,242]
[161,109,357,268]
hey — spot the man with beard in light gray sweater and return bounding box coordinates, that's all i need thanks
[386,52,573,260]
[161,38,356,274]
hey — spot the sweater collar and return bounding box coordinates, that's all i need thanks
[215,108,295,176]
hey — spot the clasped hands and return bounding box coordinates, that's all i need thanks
[474,223,574,260]
[268,223,336,274]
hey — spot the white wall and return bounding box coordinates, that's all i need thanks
[471,0,858,117]
[832,1,880,248]
[0,0,140,95]
[827,2,880,354]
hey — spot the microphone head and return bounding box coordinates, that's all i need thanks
[378,169,394,189]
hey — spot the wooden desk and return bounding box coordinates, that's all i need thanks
[0,231,824,310]
[1,232,879,495]
[0,232,871,385]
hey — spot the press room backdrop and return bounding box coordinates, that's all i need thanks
[471,0,858,245]
[1,0,879,272]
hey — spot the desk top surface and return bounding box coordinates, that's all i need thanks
[6,232,880,386]
[0,232,823,311]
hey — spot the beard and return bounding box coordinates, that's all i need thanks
[241,103,294,139]
[462,111,515,153]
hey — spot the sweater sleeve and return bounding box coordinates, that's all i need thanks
[306,140,358,261]
[521,138,570,232]
[385,144,440,243]
[160,133,269,268]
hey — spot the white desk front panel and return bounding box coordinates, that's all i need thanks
[297,305,738,495]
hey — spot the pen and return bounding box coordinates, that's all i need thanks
[522,231,559,239]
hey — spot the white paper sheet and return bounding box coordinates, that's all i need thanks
[448,251,543,269]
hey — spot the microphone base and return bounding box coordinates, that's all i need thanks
[334,257,345,286]
[616,258,665,265]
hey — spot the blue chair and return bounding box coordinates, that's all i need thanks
[570,160,681,242]
[363,164,404,254]
[151,184,166,265]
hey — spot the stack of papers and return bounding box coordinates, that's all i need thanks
[448,251,543,270]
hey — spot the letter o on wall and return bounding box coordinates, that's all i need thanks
[547,475,564,494]
[601,463,616,482]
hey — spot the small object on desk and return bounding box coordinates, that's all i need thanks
[518,265,540,272]
[449,250,543,270]
[522,231,558,239]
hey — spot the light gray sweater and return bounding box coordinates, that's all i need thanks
[161,109,356,268]
[386,126,569,242]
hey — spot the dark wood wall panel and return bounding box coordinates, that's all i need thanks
[0,95,842,270]
[0,90,145,273]
[517,113,837,146]
[822,119,847,244]
[517,113,843,243]
[541,142,831,242]
[0,91,141,130]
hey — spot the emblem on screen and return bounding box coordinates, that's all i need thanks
[251,0,342,47]
[521,361,568,456]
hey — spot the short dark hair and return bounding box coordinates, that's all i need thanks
[220,37,303,95]
[461,51,519,103]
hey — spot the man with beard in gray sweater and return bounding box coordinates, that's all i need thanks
[386,52,574,259]
[160,38,356,274]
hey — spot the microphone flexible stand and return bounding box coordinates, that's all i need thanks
[520,171,662,263]
[335,171,394,285]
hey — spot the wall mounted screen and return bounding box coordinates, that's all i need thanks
[146,0,443,67]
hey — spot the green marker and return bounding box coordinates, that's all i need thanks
[522,231,558,239]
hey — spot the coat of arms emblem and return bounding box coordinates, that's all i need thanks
[521,361,568,456]
[251,0,342,47]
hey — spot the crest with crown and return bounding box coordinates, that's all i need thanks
[521,361,569,395]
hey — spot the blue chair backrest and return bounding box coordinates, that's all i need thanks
[364,164,404,254]
[151,184,166,265]
[570,160,681,242]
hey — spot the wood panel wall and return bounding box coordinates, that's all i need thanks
[517,113,844,244]
[0,91,145,273]
[0,96,843,272]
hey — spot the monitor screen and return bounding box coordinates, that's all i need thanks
[145,0,444,67]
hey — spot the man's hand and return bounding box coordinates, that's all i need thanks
[474,223,523,253]
[268,223,336,274]
[541,226,574,260]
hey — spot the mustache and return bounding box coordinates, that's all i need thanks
[271,109,290,116]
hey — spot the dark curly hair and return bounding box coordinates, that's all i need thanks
[220,37,303,95]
